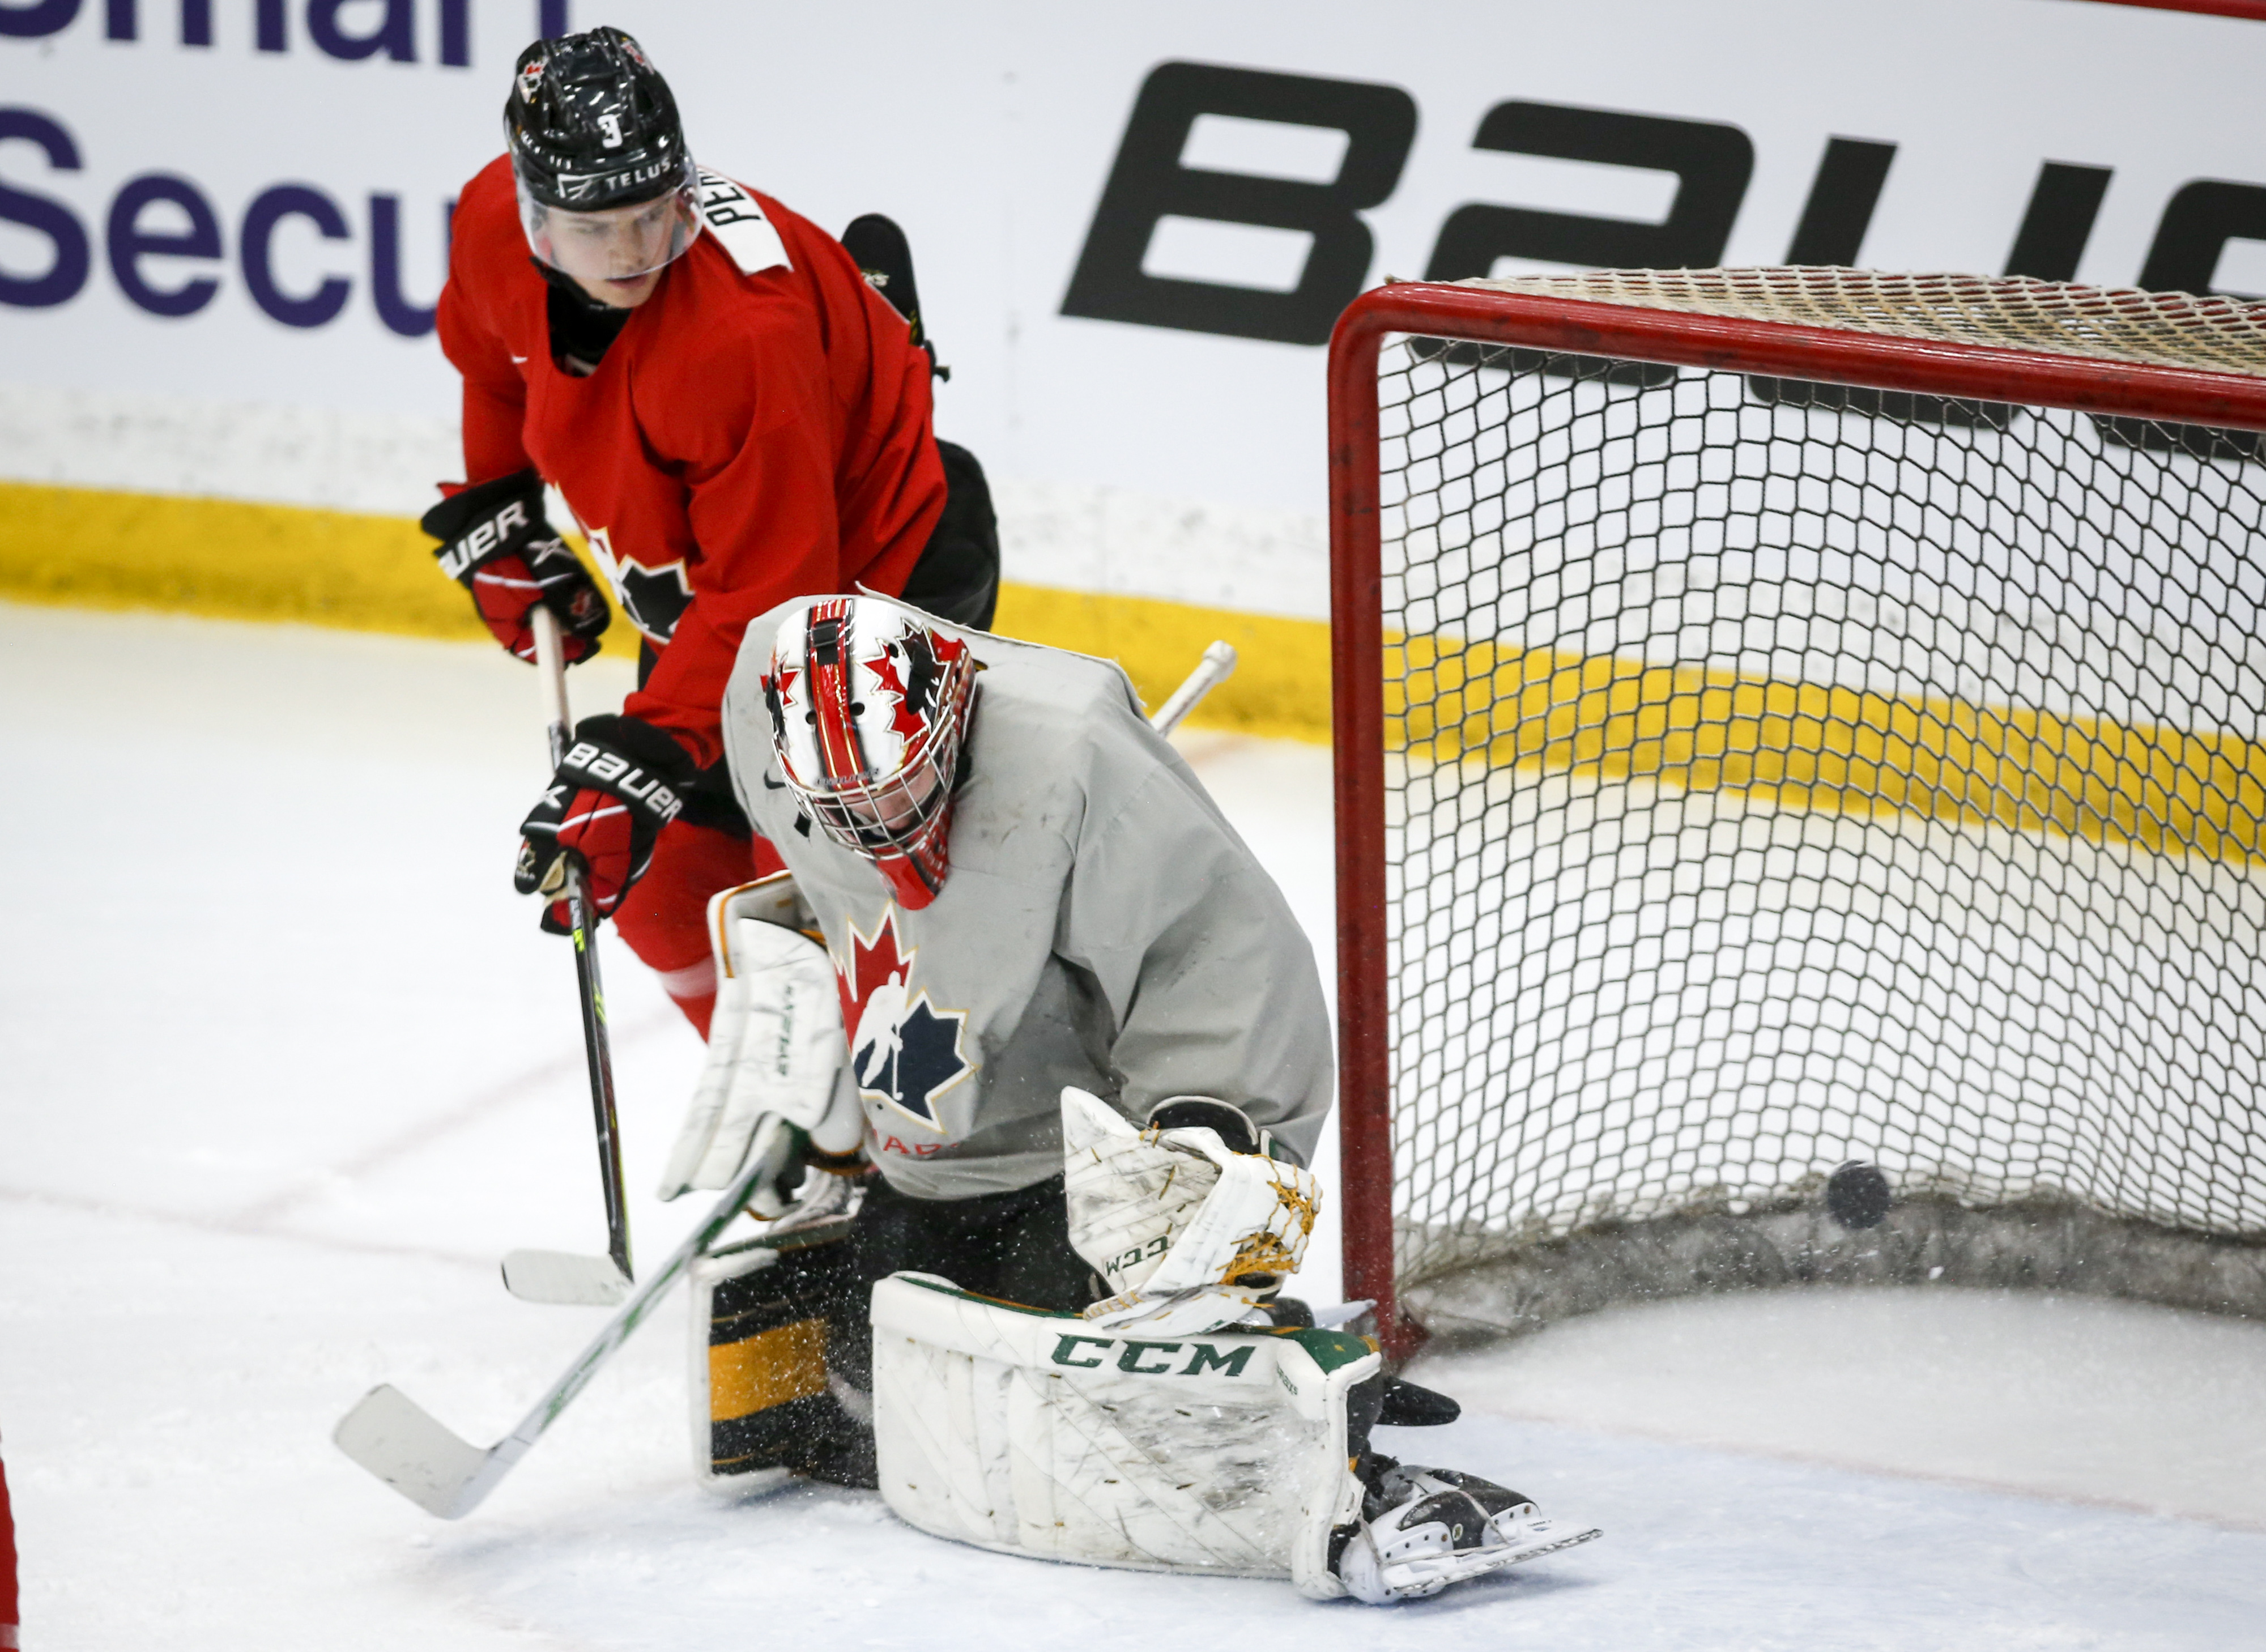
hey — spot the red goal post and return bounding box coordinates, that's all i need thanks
[1327,271,2266,1358]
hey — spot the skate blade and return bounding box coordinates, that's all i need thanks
[1384,1521,1604,1600]
[1495,1518,1604,1567]
[501,1248,633,1305]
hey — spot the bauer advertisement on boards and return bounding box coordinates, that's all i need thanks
[3,0,2264,619]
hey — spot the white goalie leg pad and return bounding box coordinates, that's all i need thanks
[870,1272,1372,1595]
[1061,1088,1323,1336]
[658,879,858,1202]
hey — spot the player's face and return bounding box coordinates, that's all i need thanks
[842,751,946,837]
[542,193,698,306]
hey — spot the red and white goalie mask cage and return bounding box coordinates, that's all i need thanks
[765,597,977,909]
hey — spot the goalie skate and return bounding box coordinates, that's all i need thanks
[1332,1458,1601,1605]
[1447,1469,1604,1569]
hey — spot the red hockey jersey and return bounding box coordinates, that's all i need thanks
[436,155,947,768]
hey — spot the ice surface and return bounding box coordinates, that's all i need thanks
[4,604,2264,1650]
[1415,1288,2266,1529]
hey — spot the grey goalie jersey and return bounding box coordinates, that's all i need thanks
[719,601,1333,1200]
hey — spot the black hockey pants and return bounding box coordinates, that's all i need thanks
[702,1173,1096,1490]
[830,1171,1098,1391]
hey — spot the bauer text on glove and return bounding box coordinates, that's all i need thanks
[421,469,610,664]
[516,713,690,930]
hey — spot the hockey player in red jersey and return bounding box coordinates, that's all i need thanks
[423,27,997,1036]
[654,594,1600,1603]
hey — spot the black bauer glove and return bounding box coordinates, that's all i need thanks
[516,714,691,933]
[421,469,610,664]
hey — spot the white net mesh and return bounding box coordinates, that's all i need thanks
[1439,269,2266,376]
[1372,276,2266,1308]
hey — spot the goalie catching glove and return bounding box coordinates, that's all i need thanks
[1061,1085,1321,1336]
[658,879,863,1215]
[515,713,691,931]
[421,469,609,663]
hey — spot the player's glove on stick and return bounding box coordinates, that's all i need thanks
[422,469,609,663]
[658,879,863,1215]
[1061,1086,1322,1336]
[516,713,691,932]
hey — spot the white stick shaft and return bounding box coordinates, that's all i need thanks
[531,604,571,764]
[1150,640,1239,736]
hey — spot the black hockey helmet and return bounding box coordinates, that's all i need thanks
[507,27,689,208]
[506,28,702,285]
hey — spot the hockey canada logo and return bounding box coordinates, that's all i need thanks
[580,525,692,643]
[835,906,972,1131]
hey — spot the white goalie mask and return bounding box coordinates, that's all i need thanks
[764,597,978,910]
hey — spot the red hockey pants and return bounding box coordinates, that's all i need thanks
[610,821,787,1040]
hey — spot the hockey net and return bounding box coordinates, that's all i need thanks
[1328,271,2266,1355]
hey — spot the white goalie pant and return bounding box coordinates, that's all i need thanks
[871,1272,1376,1599]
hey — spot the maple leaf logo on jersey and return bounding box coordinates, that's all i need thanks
[580,525,693,644]
[615,561,692,643]
[835,906,972,1131]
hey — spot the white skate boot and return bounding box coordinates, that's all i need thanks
[1330,1456,1601,1604]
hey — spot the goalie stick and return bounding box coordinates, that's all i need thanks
[1149,640,1237,736]
[499,606,636,1307]
[335,1139,790,1518]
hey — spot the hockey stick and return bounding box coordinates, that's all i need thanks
[1150,640,1238,736]
[335,1139,788,1518]
[499,607,634,1307]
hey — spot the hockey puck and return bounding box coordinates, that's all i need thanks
[1824,1161,1892,1229]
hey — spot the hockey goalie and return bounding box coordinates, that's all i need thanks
[645,594,1600,1603]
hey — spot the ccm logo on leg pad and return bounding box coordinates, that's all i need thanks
[1051,1334,1255,1377]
